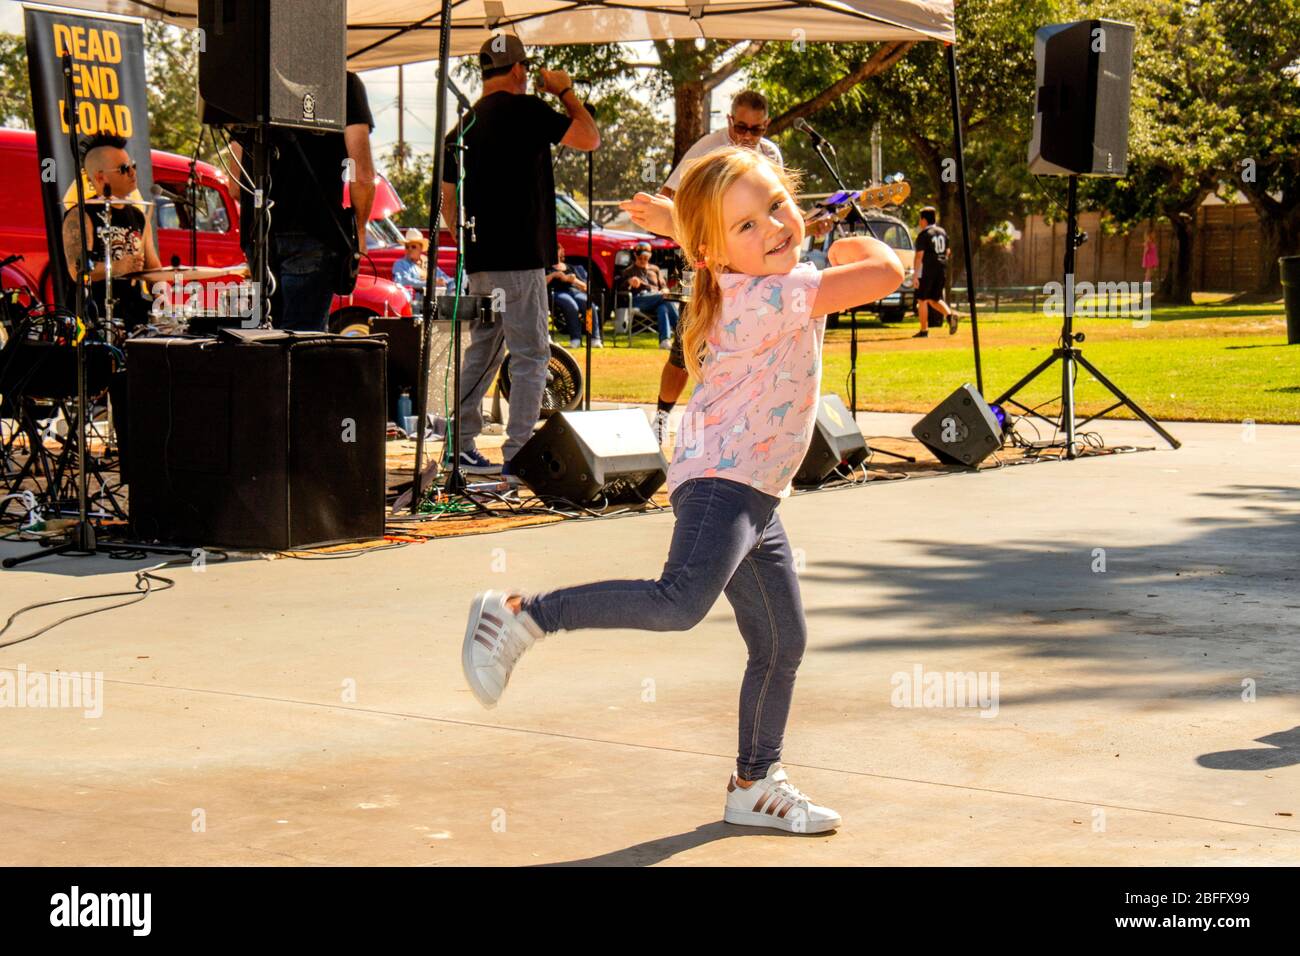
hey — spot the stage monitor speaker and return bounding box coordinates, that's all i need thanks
[511,409,667,506]
[125,331,387,550]
[198,0,346,131]
[1027,18,1134,176]
[912,384,1002,468]
[794,395,869,486]
[371,317,421,421]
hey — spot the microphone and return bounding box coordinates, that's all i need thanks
[794,118,835,154]
[152,182,195,208]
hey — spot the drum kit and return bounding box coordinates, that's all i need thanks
[0,199,251,528]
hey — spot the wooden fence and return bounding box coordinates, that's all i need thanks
[1009,202,1264,292]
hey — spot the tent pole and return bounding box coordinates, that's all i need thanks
[410,0,455,513]
[945,42,983,395]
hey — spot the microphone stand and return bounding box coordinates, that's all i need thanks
[803,126,914,464]
[187,126,204,266]
[582,96,596,411]
[412,72,472,505]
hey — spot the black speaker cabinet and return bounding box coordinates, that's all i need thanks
[198,0,346,132]
[1028,19,1135,176]
[125,330,386,550]
[370,317,421,420]
[511,409,667,505]
[912,384,1002,468]
[794,395,869,486]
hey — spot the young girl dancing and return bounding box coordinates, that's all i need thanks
[460,146,904,833]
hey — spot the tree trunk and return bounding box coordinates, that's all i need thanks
[1252,203,1300,296]
[1160,212,1196,305]
[672,81,708,168]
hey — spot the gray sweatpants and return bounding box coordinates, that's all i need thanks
[454,269,550,461]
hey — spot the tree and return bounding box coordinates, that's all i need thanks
[142,21,206,158]
[384,142,435,229]
[0,33,34,129]
[553,90,672,221]
[1085,1,1242,304]
[750,0,1058,284]
[1215,1,1300,294]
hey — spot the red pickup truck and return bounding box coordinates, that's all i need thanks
[0,128,410,329]
[387,193,682,312]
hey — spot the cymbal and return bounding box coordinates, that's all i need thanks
[118,265,250,282]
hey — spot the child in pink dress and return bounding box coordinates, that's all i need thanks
[459,147,904,833]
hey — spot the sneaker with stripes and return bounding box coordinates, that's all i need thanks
[461,591,546,709]
[723,762,841,833]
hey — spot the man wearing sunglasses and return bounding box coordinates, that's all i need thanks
[61,132,161,332]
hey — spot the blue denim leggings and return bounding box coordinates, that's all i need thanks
[523,477,807,781]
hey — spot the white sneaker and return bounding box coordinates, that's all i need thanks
[652,408,671,447]
[461,590,546,709]
[659,339,673,350]
[723,763,841,833]
[569,337,581,348]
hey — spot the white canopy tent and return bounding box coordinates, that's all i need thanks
[41,0,984,505]
[46,2,955,67]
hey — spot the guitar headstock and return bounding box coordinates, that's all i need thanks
[858,180,911,210]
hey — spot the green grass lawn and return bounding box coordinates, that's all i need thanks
[580,297,1300,424]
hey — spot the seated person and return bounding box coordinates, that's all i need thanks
[616,240,678,349]
[61,133,162,333]
[391,228,450,297]
[547,247,602,348]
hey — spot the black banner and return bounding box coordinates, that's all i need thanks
[23,4,153,307]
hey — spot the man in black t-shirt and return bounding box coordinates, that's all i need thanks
[232,72,375,331]
[439,34,599,478]
[912,206,959,338]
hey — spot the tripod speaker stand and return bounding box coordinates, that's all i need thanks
[992,175,1179,456]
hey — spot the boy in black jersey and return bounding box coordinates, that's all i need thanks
[912,206,959,338]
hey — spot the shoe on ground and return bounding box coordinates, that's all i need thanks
[569,337,581,348]
[653,408,671,447]
[445,447,499,475]
[592,338,604,349]
[947,311,960,335]
[723,762,841,833]
[911,330,928,338]
[461,590,546,709]
[659,338,673,350]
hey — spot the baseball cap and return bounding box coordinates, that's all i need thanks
[633,241,652,253]
[480,34,529,71]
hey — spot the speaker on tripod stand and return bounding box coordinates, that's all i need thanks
[998,18,1179,456]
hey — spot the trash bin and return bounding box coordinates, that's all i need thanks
[1279,255,1300,344]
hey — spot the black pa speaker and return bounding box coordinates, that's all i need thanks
[198,0,346,132]
[125,330,386,549]
[794,394,869,486]
[912,384,1002,468]
[1027,19,1135,177]
[371,317,421,421]
[510,409,667,506]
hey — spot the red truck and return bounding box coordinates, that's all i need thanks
[0,128,411,329]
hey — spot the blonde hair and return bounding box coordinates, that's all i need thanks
[672,146,802,381]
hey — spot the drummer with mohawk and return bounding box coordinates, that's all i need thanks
[60,132,161,332]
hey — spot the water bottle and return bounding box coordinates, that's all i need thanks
[397,389,413,424]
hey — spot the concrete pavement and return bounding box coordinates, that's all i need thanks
[1,412,1297,865]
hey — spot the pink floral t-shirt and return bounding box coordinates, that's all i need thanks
[667,261,825,499]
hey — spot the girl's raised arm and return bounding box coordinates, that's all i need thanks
[811,236,906,318]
